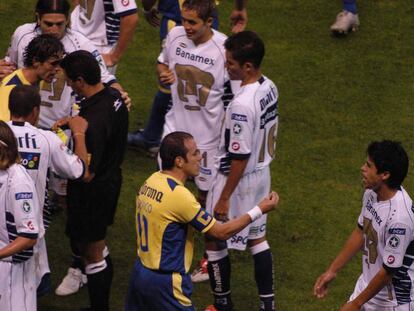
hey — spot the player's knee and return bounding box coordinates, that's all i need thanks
[205,238,227,250]
[248,239,270,255]
[206,248,229,262]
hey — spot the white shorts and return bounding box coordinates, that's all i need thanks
[34,237,50,287]
[206,167,271,250]
[96,45,117,75]
[0,259,37,311]
[349,274,414,310]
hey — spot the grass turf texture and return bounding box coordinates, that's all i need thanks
[1,1,414,310]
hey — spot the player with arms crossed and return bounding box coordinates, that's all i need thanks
[205,31,278,311]
[125,131,278,310]
[314,140,414,311]
[0,120,40,311]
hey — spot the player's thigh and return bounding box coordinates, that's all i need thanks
[205,171,227,215]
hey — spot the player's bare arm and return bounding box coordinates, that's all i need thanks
[0,58,16,80]
[157,63,175,84]
[102,12,138,67]
[214,157,248,221]
[208,191,278,240]
[0,236,37,259]
[142,0,160,27]
[230,0,247,33]
[340,267,393,311]
[314,227,364,298]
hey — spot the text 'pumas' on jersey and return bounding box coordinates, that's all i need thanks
[71,0,137,47]
[135,172,215,274]
[6,23,116,129]
[217,76,279,175]
[0,164,40,263]
[159,26,228,150]
[357,187,414,307]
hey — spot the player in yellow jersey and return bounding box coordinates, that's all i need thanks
[0,34,64,121]
[125,131,278,310]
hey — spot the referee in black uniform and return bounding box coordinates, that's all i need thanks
[59,50,128,311]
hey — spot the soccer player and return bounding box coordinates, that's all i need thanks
[0,120,40,311]
[58,50,128,311]
[331,0,359,35]
[8,85,86,296]
[0,34,64,121]
[127,0,247,156]
[314,140,414,310]
[71,0,139,74]
[205,31,279,311]
[125,131,278,310]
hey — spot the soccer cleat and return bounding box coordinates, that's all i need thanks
[204,305,218,311]
[330,10,359,35]
[127,130,159,158]
[191,257,210,283]
[55,268,86,296]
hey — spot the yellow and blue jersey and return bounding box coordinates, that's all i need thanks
[135,171,215,274]
[0,69,32,121]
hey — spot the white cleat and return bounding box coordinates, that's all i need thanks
[330,10,360,35]
[55,268,86,296]
[191,258,210,283]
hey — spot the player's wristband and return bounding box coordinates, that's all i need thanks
[73,132,85,138]
[247,205,262,222]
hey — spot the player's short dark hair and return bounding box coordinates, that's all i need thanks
[182,0,216,21]
[0,121,19,170]
[367,140,409,189]
[160,131,194,170]
[36,0,70,18]
[23,34,64,67]
[9,85,41,118]
[225,31,265,68]
[60,50,101,85]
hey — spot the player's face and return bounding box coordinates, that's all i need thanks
[36,54,64,83]
[64,73,83,97]
[361,157,385,191]
[181,8,212,44]
[38,13,67,39]
[182,138,202,177]
[225,50,244,80]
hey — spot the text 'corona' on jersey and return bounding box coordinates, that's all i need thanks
[176,47,215,65]
[139,182,164,203]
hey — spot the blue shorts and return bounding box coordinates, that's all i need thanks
[125,258,194,311]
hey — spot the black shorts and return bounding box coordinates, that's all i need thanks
[66,173,122,243]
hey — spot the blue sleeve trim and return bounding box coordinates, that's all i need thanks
[382,263,398,274]
[229,152,250,160]
[18,233,38,239]
[116,8,138,18]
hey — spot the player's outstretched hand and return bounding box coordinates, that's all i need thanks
[339,301,360,311]
[258,191,279,214]
[214,198,230,222]
[52,116,72,131]
[68,116,88,135]
[144,7,160,27]
[159,69,175,85]
[0,59,16,80]
[230,8,247,33]
[313,270,337,299]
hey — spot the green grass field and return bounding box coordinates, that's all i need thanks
[1,1,414,310]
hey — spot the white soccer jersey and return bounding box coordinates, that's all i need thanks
[216,76,279,175]
[159,26,228,150]
[8,121,84,232]
[71,0,137,47]
[0,164,39,263]
[356,187,414,307]
[6,23,116,129]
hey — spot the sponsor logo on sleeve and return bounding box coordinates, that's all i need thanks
[27,221,34,230]
[388,228,406,235]
[388,236,400,248]
[387,255,395,264]
[231,113,247,122]
[231,142,240,151]
[22,201,31,214]
[233,123,242,135]
[15,192,33,200]
[20,152,40,170]
[122,0,130,5]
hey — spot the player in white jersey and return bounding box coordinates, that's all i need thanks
[4,0,124,130]
[205,31,278,311]
[8,85,86,295]
[158,0,230,196]
[71,0,138,74]
[314,141,414,311]
[0,120,40,311]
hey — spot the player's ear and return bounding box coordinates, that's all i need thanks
[175,156,184,168]
[381,171,391,182]
[36,13,41,26]
[206,17,213,27]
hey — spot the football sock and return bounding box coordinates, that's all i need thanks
[251,242,275,311]
[343,0,357,14]
[206,250,233,311]
[141,90,171,145]
[85,257,113,311]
